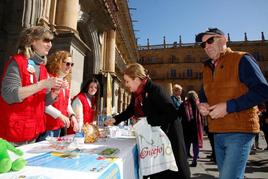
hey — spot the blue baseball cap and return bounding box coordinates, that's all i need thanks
[195,28,225,42]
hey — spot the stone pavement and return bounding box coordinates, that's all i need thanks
[189,132,268,179]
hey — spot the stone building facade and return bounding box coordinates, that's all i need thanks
[138,34,268,98]
[0,0,138,115]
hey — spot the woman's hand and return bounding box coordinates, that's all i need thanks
[104,118,116,126]
[59,114,70,128]
[61,80,69,89]
[70,116,79,132]
[42,77,63,89]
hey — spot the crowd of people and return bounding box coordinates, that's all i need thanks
[1,25,268,179]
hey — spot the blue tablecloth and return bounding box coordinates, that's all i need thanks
[0,137,138,179]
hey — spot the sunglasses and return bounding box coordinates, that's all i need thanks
[42,38,53,43]
[200,36,218,48]
[63,61,74,67]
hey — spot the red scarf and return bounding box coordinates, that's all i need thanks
[133,79,148,119]
[184,100,193,122]
[183,99,203,148]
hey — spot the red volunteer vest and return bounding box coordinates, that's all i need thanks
[67,93,95,134]
[45,76,70,130]
[0,53,47,142]
[77,93,95,124]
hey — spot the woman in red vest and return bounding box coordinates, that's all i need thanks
[0,26,63,146]
[37,51,79,141]
[68,77,100,134]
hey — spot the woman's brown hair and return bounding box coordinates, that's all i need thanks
[18,26,53,58]
[46,51,72,83]
[123,63,149,80]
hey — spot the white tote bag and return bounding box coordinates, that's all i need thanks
[133,118,178,176]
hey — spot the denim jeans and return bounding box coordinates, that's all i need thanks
[214,133,254,179]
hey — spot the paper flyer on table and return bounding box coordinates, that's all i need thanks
[26,150,119,173]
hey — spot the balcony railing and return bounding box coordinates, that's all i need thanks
[149,72,203,80]
[138,58,164,64]
[138,42,197,50]
[138,40,268,51]
[139,58,203,64]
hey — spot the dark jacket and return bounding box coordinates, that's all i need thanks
[114,80,190,179]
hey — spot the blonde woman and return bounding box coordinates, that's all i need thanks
[105,63,190,179]
[0,26,63,146]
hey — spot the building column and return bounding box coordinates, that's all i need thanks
[101,30,116,114]
[118,88,124,113]
[124,92,129,110]
[55,0,78,32]
[104,30,116,73]
[106,73,113,115]
[22,0,53,27]
[49,0,57,25]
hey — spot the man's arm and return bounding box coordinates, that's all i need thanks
[227,54,268,113]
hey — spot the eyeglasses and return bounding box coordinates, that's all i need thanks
[42,38,53,43]
[200,36,218,48]
[63,61,74,67]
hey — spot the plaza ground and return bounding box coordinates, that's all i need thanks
[189,132,268,179]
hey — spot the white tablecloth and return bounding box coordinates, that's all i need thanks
[0,137,138,179]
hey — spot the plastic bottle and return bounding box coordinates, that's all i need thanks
[73,119,84,146]
[97,114,104,127]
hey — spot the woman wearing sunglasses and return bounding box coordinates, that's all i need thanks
[37,51,79,141]
[0,26,63,146]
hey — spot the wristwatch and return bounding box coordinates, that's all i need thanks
[69,114,76,119]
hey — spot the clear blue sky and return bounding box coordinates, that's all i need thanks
[128,0,268,46]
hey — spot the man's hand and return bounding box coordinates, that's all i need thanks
[198,103,210,116]
[208,102,228,119]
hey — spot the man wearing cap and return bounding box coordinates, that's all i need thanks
[196,28,268,179]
